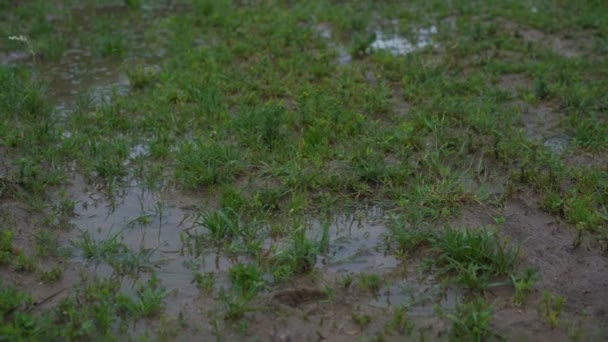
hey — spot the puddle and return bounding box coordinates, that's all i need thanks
[70,183,194,289]
[314,23,333,40]
[70,185,401,291]
[543,135,570,154]
[522,103,570,153]
[3,3,174,115]
[310,207,399,273]
[368,276,460,316]
[368,26,437,56]
[313,22,438,64]
[0,51,32,65]
[43,49,130,114]
[128,143,150,159]
[337,46,353,65]
[313,23,353,65]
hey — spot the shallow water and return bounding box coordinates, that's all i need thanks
[543,135,570,154]
[369,26,437,56]
[310,207,399,273]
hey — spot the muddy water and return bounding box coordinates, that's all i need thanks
[8,9,456,332]
[310,207,399,273]
[47,50,130,114]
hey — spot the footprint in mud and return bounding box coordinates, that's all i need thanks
[274,288,328,307]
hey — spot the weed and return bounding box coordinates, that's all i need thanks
[126,63,157,90]
[359,273,383,295]
[7,35,36,64]
[319,220,330,253]
[233,104,289,150]
[218,288,256,321]
[511,268,539,306]
[389,218,435,257]
[0,284,32,317]
[14,253,36,272]
[449,297,494,342]
[228,263,265,296]
[352,312,372,329]
[39,266,63,283]
[351,33,376,57]
[385,305,415,335]
[192,272,216,293]
[195,208,241,243]
[271,226,318,282]
[340,274,354,290]
[539,291,566,328]
[0,229,15,265]
[73,230,125,262]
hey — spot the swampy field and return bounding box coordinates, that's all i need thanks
[1,0,607,340]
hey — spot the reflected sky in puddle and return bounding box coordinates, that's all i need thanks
[369,26,437,56]
[543,135,570,154]
[314,22,438,65]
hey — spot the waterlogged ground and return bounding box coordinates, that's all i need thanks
[1,0,608,340]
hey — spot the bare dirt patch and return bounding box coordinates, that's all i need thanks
[499,19,596,57]
[521,102,565,142]
[497,192,608,338]
[496,73,531,96]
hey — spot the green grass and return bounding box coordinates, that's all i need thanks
[449,297,494,342]
[433,228,520,290]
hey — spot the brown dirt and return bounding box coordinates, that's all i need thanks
[496,73,531,96]
[493,191,608,339]
[499,20,596,58]
[521,102,566,142]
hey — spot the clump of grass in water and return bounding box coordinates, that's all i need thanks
[432,227,520,290]
[271,226,318,282]
[359,273,383,295]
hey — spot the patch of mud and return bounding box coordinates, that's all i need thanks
[274,287,328,307]
[521,102,563,141]
[496,73,531,96]
[517,101,571,153]
[368,273,460,314]
[261,270,456,341]
[0,196,87,311]
[496,194,608,338]
[563,152,608,169]
[501,20,595,57]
